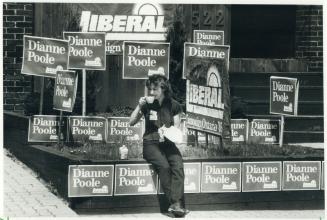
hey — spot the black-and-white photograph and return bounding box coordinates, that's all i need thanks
[1,0,325,219]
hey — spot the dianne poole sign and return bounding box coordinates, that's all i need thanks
[159,163,201,194]
[28,115,67,142]
[53,71,78,112]
[248,119,280,144]
[242,162,282,192]
[201,162,241,192]
[63,32,106,70]
[68,116,106,142]
[193,30,224,45]
[231,119,248,142]
[123,41,170,79]
[184,43,230,137]
[270,76,299,116]
[68,165,114,197]
[21,36,69,78]
[283,161,321,190]
[79,3,169,55]
[114,164,158,195]
[106,117,143,143]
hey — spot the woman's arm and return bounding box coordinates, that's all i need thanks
[129,97,146,126]
[173,113,181,129]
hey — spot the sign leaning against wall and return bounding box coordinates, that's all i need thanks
[183,43,231,138]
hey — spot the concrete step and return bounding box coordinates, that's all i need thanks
[230,72,323,87]
[284,131,323,143]
[244,101,323,115]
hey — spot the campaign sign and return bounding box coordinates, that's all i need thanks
[193,30,224,45]
[159,163,201,194]
[21,36,69,78]
[321,162,324,190]
[242,162,282,192]
[231,119,249,142]
[180,117,203,145]
[53,71,78,112]
[68,165,114,197]
[114,164,158,195]
[106,117,143,143]
[106,40,124,55]
[68,116,106,142]
[28,115,67,142]
[283,161,321,190]
[63,32,106,70]
[248,119,280,144]
[123,41,170,79]
[184,43,230,137]
[270,76,299,116]
[201,162,241,192]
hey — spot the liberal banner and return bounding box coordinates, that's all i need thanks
[68,165,114,197]
[123,41,170,79]
[114,164,158,195]
[78,3,174,55]
[53,71,78,112]
[184,43,231,137]
[68,116,106,142]
[270,76,299,116]
[193,30,224,45]
[28,115,67,142]
[248,119,280,144]
[63,32,106,70]
[21,36,69,78]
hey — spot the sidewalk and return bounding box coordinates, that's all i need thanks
[3,148,326,219]
[3,149,78,217]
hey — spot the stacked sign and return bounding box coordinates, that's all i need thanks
[68,116,106,142]
[231,119,248,142]
[21,36,69,78]
[68,165,114,197]
[53,71,78,112]
[114,164,158,195]
[28,115,67,142]
[248,119,280,144]
[123,41,170,79]
[107,117,143,142]
[63,32,106,70]
[193,30,224,45]
[183,43,230,138]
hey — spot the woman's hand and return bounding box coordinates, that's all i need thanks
[138,96,147,107]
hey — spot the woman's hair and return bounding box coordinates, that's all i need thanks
[146,74,172,99]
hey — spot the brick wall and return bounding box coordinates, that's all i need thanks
[3,3,34,114]
[295,5,323,72]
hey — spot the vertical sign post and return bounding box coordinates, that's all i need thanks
[63,32,106,116]
[82,69,86,115]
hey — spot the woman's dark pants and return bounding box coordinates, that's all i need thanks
[143,140,185,207]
